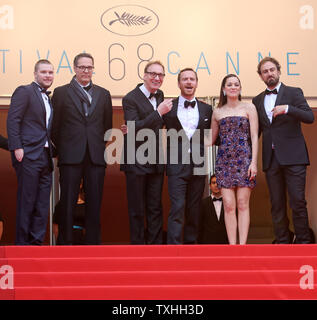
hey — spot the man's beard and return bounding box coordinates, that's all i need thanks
[265,76,279,88]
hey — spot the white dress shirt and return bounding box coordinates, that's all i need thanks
[263,82,281,123]
[35,82,51,147]
[139,84,157,110]
[177,96,199,141]
[211,195,222,220]
[263,82,288,123]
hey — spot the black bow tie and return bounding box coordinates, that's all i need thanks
[265,89,278,95]
[40,88,51,96]
[212,197,222,202]
[149,92,159,100]
[83,83,92,91]
[184,100,196,108]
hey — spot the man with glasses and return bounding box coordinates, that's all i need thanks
[52,53,113,245]
[121,61,173,244]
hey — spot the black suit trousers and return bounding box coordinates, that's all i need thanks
[265,150,310,243]
[125,171,164,244]
[58,151,105,245]
[167,165,206,244]
[13,148,52,245]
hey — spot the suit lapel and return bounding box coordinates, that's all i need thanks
[196,100,205,129]
[171,98,183,131]
[219,204,225,223]
[31,82,54,136]
[32,82,46,119]
[134,85,158,114]
[46,91,53,130]
[209,197,218,222]
[258,92,271,127]
[89,85,101,116]
[271,83,285,124]
[210,196,223,223]
[274,83,285,108]
[67,85,85,118]
[47,102,53,130]
[156,90,164,105]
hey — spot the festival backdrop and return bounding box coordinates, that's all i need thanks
[0,0,316,101]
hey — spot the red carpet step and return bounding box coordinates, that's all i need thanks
[0,244,316,300]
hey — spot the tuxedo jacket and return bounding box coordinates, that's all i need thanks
[51,81,113,166]
[198,196,228,244]
[7,82,53,160]
[252,83,314,171]
[163,98,212,176]
[120,84,165,175]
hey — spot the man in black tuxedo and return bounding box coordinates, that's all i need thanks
[7,59,54,245]
[121,61,173,244]
[52,53,112,245]
[198,174,228,244]
[164,68,212,244]
[252,56,314,244]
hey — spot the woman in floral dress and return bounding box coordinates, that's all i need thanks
[211,74,259,244]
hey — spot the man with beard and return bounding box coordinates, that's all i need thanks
[252,57,314,244]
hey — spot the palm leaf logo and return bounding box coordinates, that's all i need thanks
[109,11,152,26]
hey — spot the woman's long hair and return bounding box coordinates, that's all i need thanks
[217,74,242,108]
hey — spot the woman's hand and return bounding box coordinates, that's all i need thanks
[248,162,257,181]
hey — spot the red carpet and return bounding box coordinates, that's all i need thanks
[0,245,316,300]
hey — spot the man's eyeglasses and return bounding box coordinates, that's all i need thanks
[145,72,165,79]
[76,66,94,71]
